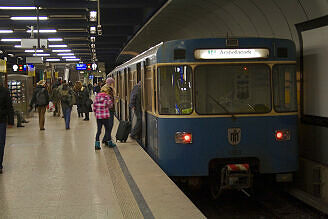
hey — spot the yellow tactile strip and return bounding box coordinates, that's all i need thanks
[103,146,144,219]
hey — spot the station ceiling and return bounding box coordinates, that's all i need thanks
[123,0,328,55]
[0,0,167,69]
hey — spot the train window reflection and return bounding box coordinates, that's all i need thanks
[273,65,297,112]
[158,65,193,115]
[195,64,271,114]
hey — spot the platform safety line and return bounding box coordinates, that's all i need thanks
[104,146,155,219]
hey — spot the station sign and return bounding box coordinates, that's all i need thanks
[76,63,87,70]
[194,48,269,59]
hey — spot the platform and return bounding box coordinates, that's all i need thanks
[0,108,205,218]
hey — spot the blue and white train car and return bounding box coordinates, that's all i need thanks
[109,38,298,197]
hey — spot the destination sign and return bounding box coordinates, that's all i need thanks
[194,48,269,59]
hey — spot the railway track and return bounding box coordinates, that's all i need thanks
[178,182,327,218]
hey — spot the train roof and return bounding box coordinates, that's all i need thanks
[111,37,296,73]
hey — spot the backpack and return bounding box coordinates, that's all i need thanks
[36,88,48,106]
[62,90,74,106]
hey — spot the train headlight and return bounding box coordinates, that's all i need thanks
[175,132,192,144]
[275,130,290,141]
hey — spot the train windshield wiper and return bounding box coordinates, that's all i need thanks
[208,95,236,119]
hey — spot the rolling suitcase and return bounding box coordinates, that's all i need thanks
[116,120,131,142]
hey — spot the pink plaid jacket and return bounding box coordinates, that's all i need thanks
[93,93,112,119]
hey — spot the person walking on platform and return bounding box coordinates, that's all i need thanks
[93,86,113,150]
[51,80,61,117]
[80,84,92,121]
[60,84,74,130]
[129,81,142,140]
[29,80,49,130]
[0,83,14,174]
[73,81,83,118]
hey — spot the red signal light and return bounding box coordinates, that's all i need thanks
[275,130,290,141]
[183,134,191,143]
[175,132,192,144]
[276,131,283,140]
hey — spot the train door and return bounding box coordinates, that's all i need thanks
[141,59,151,148]
[137,63,141,83]
[124,68,128,121]
[114,73,119,118]
[127,68,132,122]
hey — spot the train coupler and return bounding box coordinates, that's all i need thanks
[220,163,252,190]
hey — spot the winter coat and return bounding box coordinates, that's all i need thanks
[0,86,14,125]
[30,85,49,107]
[129,84,141,111]
[60,87,74,110]
[93,92,112,119]
[80,87,92,113]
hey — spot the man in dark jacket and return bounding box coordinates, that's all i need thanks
[129,81,142,139]
[30,80,49,130]
[0,83,14,174]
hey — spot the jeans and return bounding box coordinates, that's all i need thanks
[0,123,7,169]
[131,108,141,137]
[63,107,72,129]
[108,111,114,141]
[38,106,46,129]
[96,119,110,142]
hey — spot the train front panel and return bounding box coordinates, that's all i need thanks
[147,114,298,177]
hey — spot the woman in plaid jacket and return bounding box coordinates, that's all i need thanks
[93,86,113,150]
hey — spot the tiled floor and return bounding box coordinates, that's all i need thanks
[0,108,123,218]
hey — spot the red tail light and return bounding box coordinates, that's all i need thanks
[175,132,192,144]
[275,130,290,141]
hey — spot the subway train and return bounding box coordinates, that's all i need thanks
[108,38,298,198]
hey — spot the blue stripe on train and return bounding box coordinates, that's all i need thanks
[146,114,298,176]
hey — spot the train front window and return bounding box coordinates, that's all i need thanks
[195,64,271,114]
[273,64,297,112]
[158,65,193,115]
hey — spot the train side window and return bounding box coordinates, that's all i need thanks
[158,65,193,115]
[144,66,153,111]
[273,64,297,112]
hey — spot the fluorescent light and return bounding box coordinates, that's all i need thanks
[1,39,21,42]
[11,16,48,20]
[62,56,76,59]
[90,26,96,34]
[0,6,38,10]
[90,11,97,22]
[8,54,14,57]
[33,54,50,56]
[91,44,95,48]
[0,30,13,33]
[14,45,22,48]
[52,49,71,52]
[48,38,62,41]
[46,58,60,62]
[65,58,80,61]
[25,50,43,52]
[49,45,67,48]
[90,36,95,43]
[27,29,56,33]
[57,53,74,56]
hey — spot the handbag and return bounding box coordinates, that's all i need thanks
[86,98,93,106]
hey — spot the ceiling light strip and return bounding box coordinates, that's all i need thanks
[49,45,67,48]
[0,7,39,10]
[1,39,21,42]
[0,30,13,33]
[52,49,71,52]
[11,16,48,20]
